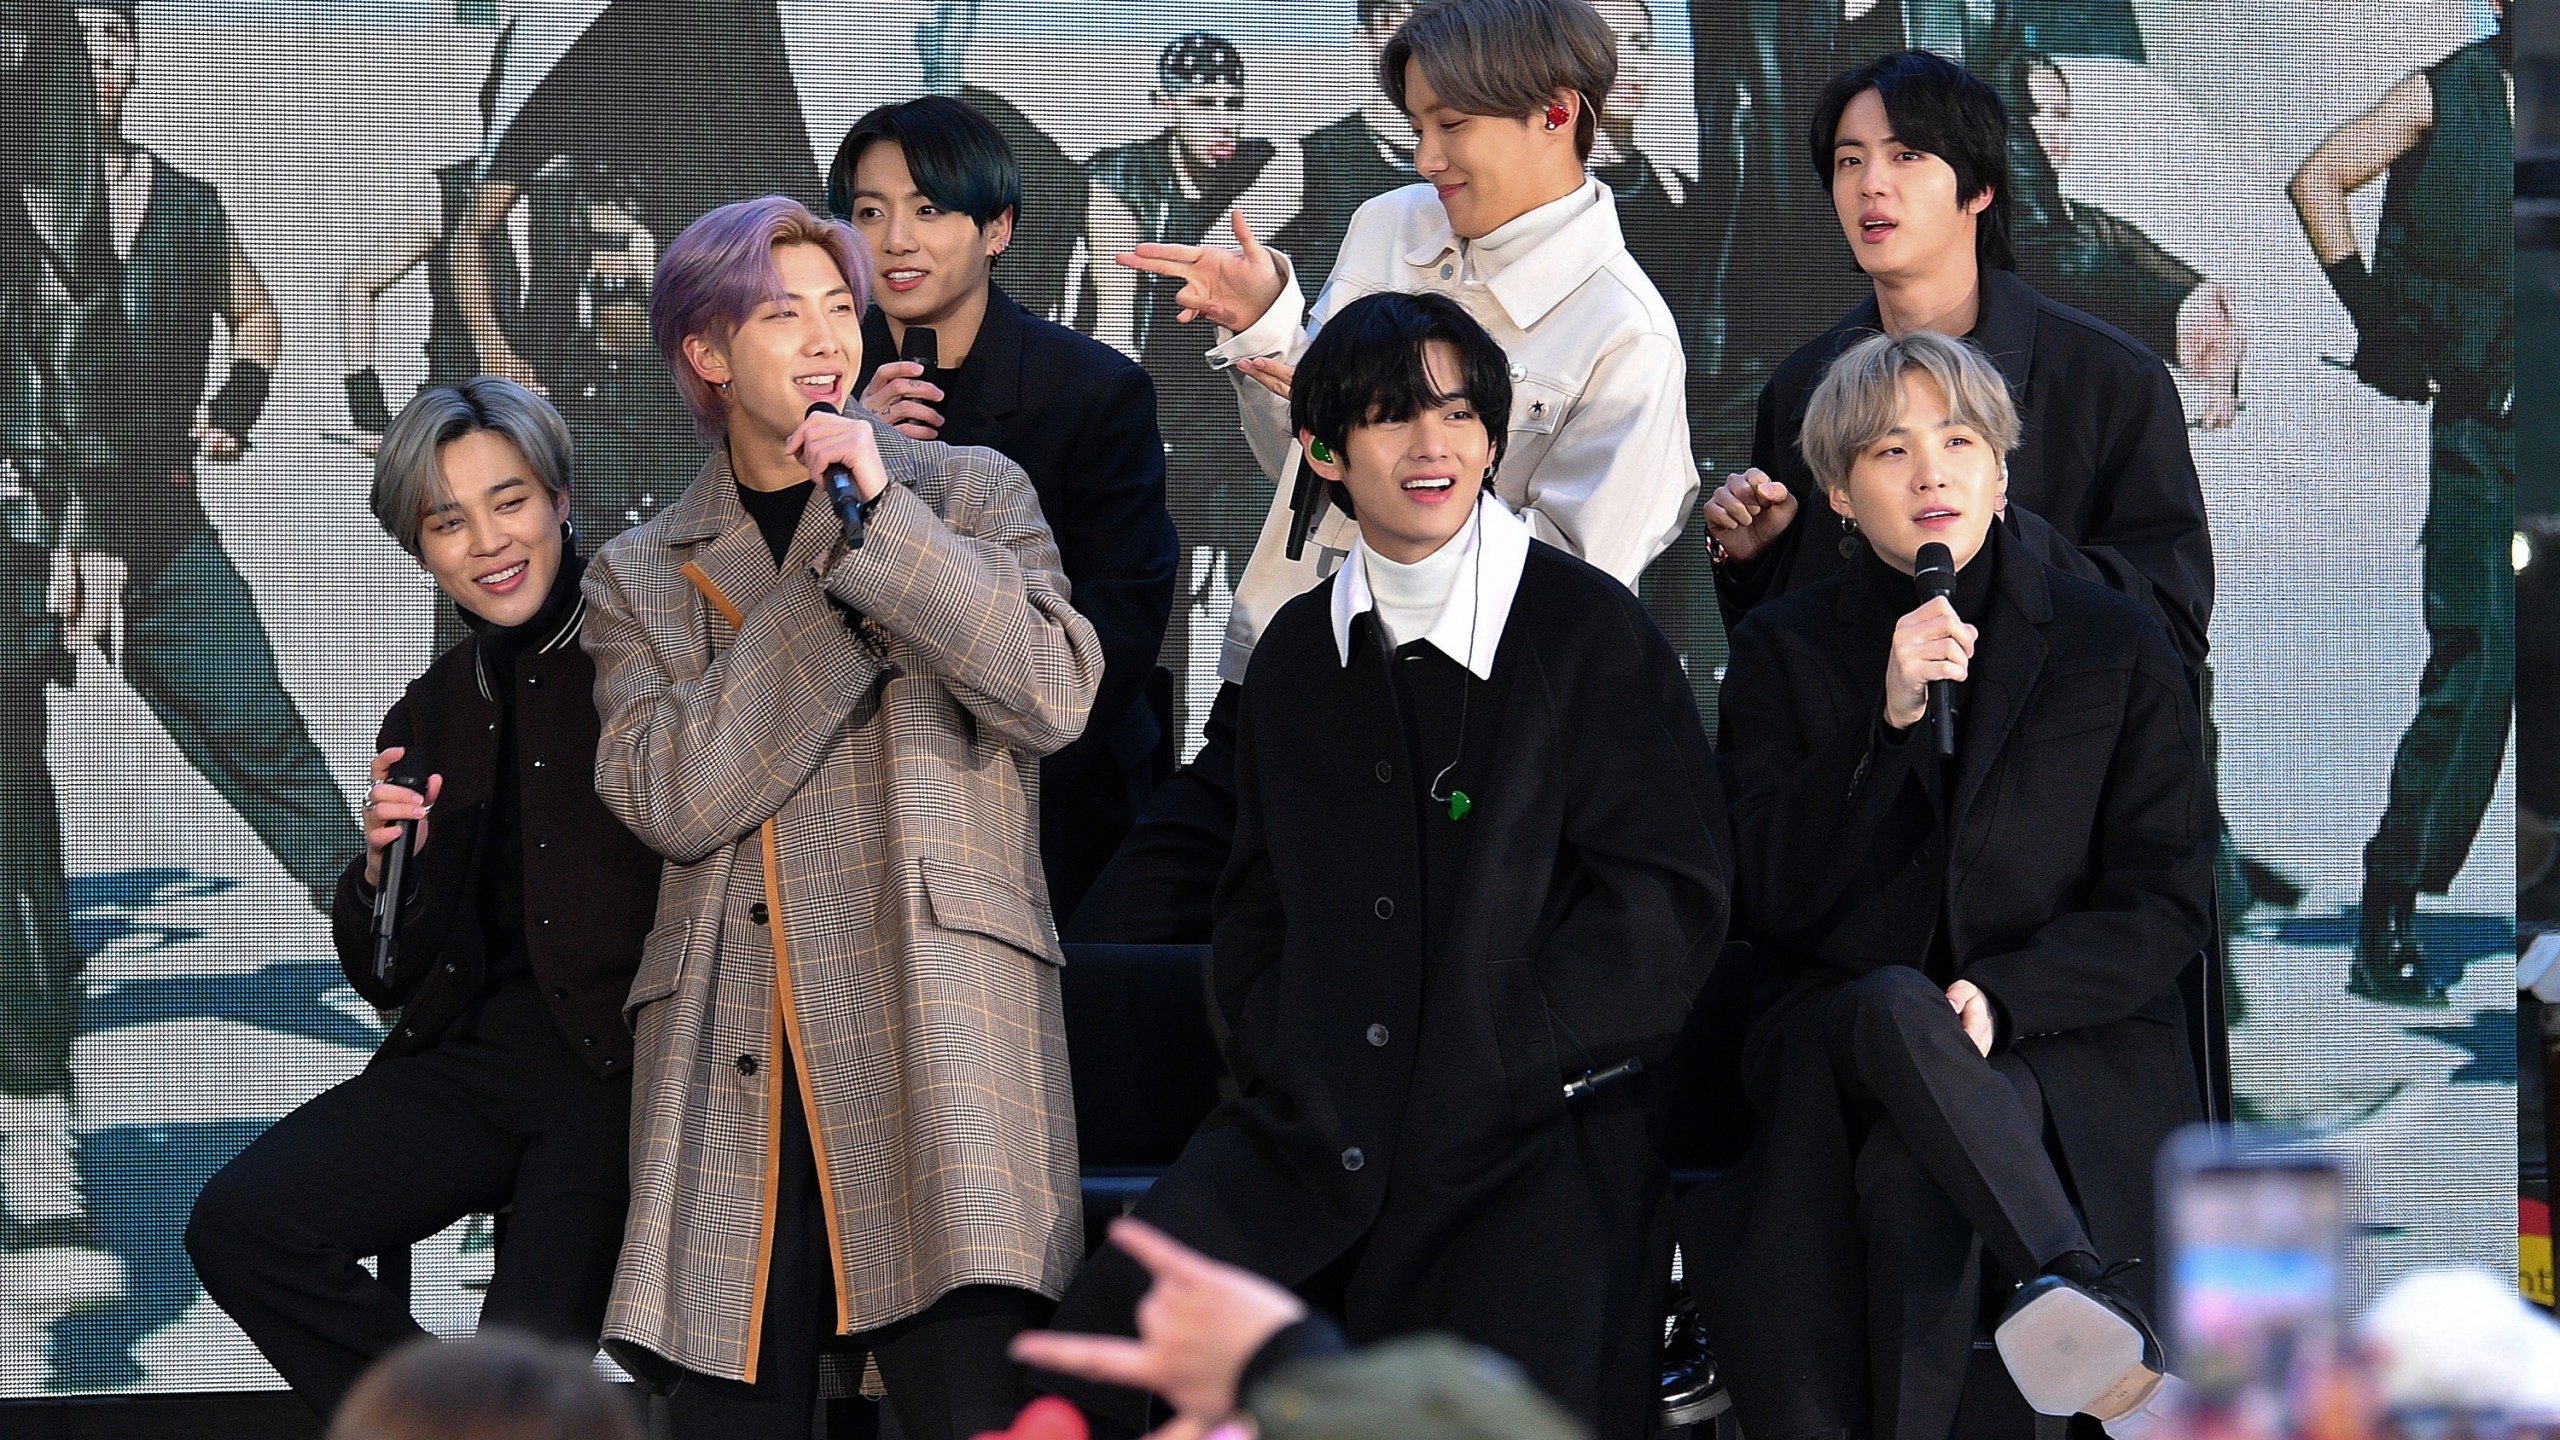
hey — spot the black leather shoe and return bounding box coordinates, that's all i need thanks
[1994,1264,2168,1424]
[2350,887,2448,1007]
[1658,1282,1732,1429]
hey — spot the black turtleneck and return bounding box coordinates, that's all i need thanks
[457,547,584,998]
[736,476,815,567]
[1831,521,2005,988]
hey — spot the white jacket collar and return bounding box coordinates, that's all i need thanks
[1330,494,1531,680]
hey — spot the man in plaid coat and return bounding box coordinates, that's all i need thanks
[582,196,1103,1439]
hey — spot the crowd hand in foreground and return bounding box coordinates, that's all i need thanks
[1012,1217,1306,1440]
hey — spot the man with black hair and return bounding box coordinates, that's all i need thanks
[64,1,360,916]
[0,0,128,1297]
[837,95,1179,920]
[447,0,823,543]
[2004,52,2242,429]
[2290,8,2513,1006]
[1684,1,2028,473]
[1087,31,1302,736]
[1040,291,1730,1439]
[912,0,1087,325]
[1267,1,1418,306]
[1700,48,2212,676]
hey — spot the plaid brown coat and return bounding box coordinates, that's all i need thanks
[583,428,1101,1384]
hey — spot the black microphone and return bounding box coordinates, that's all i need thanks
[803,401,869,550]
[1913,542,1958,759]
[898,325,938,371]
[371,757,426,984]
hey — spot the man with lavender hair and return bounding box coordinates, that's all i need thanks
[581,194,1102,1440]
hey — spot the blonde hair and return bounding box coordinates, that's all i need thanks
[1798,330,2021,495]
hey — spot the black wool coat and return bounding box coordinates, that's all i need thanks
[1716,266,2216,674]
[1687,535,2215,1440]
[1053,540,1730,1431]
[858,286,1178,910]
[329,601,662,1076]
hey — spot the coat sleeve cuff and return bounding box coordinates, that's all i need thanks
[1239,1315,1353,1401]
[1211,254,1306,363]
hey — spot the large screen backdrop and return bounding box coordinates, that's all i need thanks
[0,0,2516,1396]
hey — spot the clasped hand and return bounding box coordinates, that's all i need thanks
[1884,596,1976,732]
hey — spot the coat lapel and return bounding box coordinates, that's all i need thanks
[1949,538,2055,828]
[669,450,782,648]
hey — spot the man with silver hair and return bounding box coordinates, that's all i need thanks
[1693,329,2206,1440]
[187,378,659,1422]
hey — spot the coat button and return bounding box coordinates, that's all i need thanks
[443,963,457,975]
[736,1053,759,1076]
[524,673,540,686]
[602,1057,616,1068]
[552,987,568,1001]
[1508,361,1527,382]
[1373,897,1394,920]
[1340,1147,1366,1172]
[750,901,770,925]
[538,915,552,927]
[1366,1023,1389,1047]
[531,758,547,769]
[1374,761,1392,783]
[581,1036,596,1047]
[536,836,550,850]
[1439,263,1454,279]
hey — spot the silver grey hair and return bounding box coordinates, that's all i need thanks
[369,376,575,555]
[1797,329,2021,495]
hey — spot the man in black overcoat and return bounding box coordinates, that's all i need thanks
[1686,329,2213,1440]
[1040,293,1731,1439]
[1700,50,2212,675]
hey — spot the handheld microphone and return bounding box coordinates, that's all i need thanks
[371,757,427,983]
[803,401,869,550]
[898,326,938,371]
[1913,541,1958,759]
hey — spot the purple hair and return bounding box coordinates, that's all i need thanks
[649,195,872,438]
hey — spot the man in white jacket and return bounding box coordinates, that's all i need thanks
[1068,0,1700,944]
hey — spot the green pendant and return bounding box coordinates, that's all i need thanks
[1446,790,1473,822]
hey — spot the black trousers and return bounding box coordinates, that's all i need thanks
[666,1053,1047,1440]
[1065,683,1239,945]
[1821,967,2093,1440]
[123,524,363,902]
[185,980,630,1420]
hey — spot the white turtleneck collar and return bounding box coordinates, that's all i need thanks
[1461,176,1601,285]
[1331,494,1532,680]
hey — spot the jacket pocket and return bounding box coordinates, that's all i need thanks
[623,917,690,1025]
[1509,377,1572,437]
[1485,955,1566,1128]
[2024,704,2116,744]
[920,859,1061,965]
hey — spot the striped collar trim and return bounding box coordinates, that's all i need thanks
[472,595,587,702]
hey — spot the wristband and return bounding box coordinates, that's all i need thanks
[2321,256,2376,329]
[205,360,272,443]
[346,368,393,434]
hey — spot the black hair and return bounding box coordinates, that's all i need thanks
[1808,49,2015,272]
[1292,291,1512,518]
[827,95,1022,231]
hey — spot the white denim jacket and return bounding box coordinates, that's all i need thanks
[1206,177,1698,682]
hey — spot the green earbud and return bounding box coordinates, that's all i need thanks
[1308,438,1334,464]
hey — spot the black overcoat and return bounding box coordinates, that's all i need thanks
[328,595,662,1077]
[858,286,1178,912]
[1715,267,2216,674]
[1052,540,1731,1433]
[1685,534,2215,1440]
